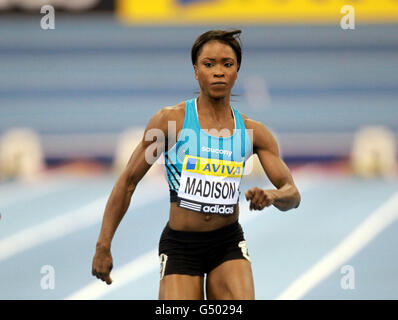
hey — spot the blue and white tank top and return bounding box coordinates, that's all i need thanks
[164,97,252,215]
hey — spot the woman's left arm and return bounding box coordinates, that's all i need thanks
[244,119,301,212]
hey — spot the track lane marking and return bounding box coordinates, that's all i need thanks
[276,190,398,300]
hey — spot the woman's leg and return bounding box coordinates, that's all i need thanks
[159,274,205,300]
[205,259,254,300]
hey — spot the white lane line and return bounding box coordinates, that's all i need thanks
[66,173,314,300]
[65,249,159,300]
[1,170,112,207]
[0,178,168,262]
[0,196,107,262]
[276,190,398,300]
[1,179,69,207]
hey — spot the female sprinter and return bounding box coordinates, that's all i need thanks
[91,29,301,300]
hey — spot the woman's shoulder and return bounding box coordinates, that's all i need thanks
[239,112,277,148]
[148,101,184,123]
[157,100,186,121]
[146,101,186,134]
[239,112,265,131]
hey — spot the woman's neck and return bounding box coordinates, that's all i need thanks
[197,93,232,120]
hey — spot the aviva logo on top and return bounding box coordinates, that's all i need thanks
[184,155,243,178]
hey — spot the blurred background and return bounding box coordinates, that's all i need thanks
[0,0,397,300]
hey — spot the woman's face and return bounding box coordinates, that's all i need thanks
[194,40,239,100]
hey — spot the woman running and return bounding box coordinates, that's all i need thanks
[91,29,301,300]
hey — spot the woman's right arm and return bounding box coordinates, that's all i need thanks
[91,107,170,284]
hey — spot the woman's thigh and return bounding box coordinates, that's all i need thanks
[206,259,254,300]
[159,274,205,300]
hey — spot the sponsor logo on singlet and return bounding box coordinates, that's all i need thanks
[177,155,243,214]
[201,146,232,158]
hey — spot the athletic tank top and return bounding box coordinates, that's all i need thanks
[164,97,252,215]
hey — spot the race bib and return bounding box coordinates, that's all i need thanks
[177,155,244,214]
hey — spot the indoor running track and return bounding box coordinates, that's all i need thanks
[1,164,398,300]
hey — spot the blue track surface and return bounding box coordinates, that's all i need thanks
[1,168,398,300]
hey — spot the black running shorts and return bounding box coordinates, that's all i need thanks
[158,220,251,279]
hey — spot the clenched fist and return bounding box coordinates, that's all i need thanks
[244,187,277,211]
[92,246,113,285]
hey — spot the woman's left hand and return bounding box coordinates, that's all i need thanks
[244,187,277,211]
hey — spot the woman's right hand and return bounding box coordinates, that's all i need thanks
[92,245,113,285]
